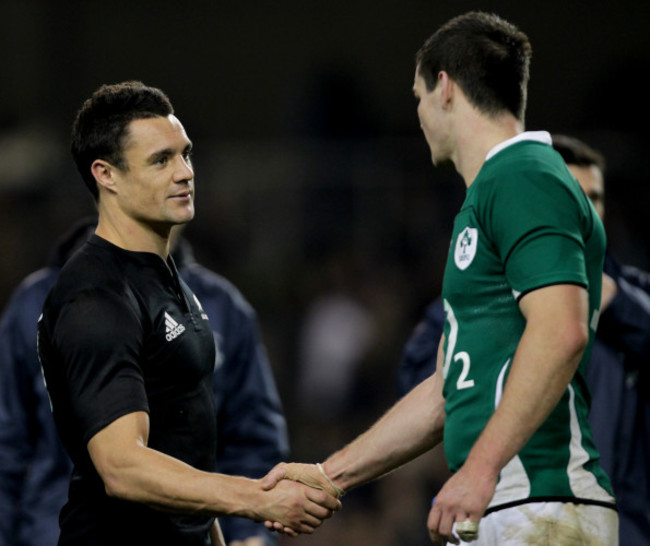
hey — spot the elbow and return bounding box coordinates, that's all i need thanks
[101,470,131,500]
[559,321,589,363]
[104,480,120,499]
[94,455,139,501]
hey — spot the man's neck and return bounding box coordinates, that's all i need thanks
[453,109,523,187]
[95,210,172,258]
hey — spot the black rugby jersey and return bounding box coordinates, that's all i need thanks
[38,234,216,545]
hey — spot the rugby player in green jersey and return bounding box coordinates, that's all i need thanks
[263,12,617,545]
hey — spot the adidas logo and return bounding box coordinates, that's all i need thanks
[165,311,186,342]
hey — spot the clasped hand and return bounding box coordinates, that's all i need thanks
[260,462,344,535]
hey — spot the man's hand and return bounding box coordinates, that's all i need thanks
[256,477,340,536]
[261,462,344,498]
[259,463,343,534]
[426,462,496,545]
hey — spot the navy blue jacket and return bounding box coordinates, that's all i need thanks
[397,253,650,545]
[396,299,444,397]
[587,254,650,544]
[0,232,287,546]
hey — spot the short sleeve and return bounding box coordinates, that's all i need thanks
[483,173,589,296]
[53,287,148,445]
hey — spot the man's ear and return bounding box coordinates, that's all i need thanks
[438,71,454,108]
[91,159,118,195]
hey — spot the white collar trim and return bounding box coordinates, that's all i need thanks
[485,131,552,161]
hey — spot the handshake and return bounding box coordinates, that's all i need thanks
[255,462,345,537]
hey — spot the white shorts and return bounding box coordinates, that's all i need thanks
[455,502,618,545]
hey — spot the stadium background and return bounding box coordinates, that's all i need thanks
[1,1,649,543]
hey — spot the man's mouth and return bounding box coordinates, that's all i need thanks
[170,191,192,200]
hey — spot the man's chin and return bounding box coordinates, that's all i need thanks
[157,213,194,231]
[172,205,195,225]
[431,154,454,170]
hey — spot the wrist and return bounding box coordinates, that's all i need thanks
[463,443,504,481]
[320,460,350,495]
[219,476,265,521]
[317,463,345,497]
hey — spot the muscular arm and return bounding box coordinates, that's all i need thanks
[322,335,446,490]
[428,284,589,542]
[260,332,445,503]
[87,411,339,533]
[262,336,447,534]
[322,368,445,491]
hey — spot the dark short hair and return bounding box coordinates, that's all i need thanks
[415,11,532,122]
[71,81,174,201]
[552,134,606,173]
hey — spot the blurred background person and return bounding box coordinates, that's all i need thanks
[553,134,650,545]
[0,218,289,546]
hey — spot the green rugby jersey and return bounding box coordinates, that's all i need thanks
[440,132,615,511]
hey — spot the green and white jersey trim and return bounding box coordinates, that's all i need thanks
[564,385,614,503]
[489,360,615,509]
[485,131,552,160]
[490,359,531,506]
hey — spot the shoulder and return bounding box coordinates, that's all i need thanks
[478,141,571,196]
[50,241,133,302]
[43,247,142,335]
[474,141,590,225]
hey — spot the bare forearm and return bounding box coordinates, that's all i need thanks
[323,371,445,491]
[90,413,339,535]
[98,442,263,519]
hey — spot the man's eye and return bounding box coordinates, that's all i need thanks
[156,156,169,166]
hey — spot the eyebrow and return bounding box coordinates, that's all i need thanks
[148,142,193,165]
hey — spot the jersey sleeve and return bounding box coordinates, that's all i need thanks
[52,287,149,445]
[481,172,590,296]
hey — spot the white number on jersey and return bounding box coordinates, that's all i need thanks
[443,300,475,390]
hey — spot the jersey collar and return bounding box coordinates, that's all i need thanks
[88,233,175,272]
[485,131,552,161]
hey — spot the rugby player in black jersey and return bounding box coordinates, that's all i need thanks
[38,81,339,546]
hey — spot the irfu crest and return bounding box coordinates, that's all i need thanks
[454,227,478,270]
